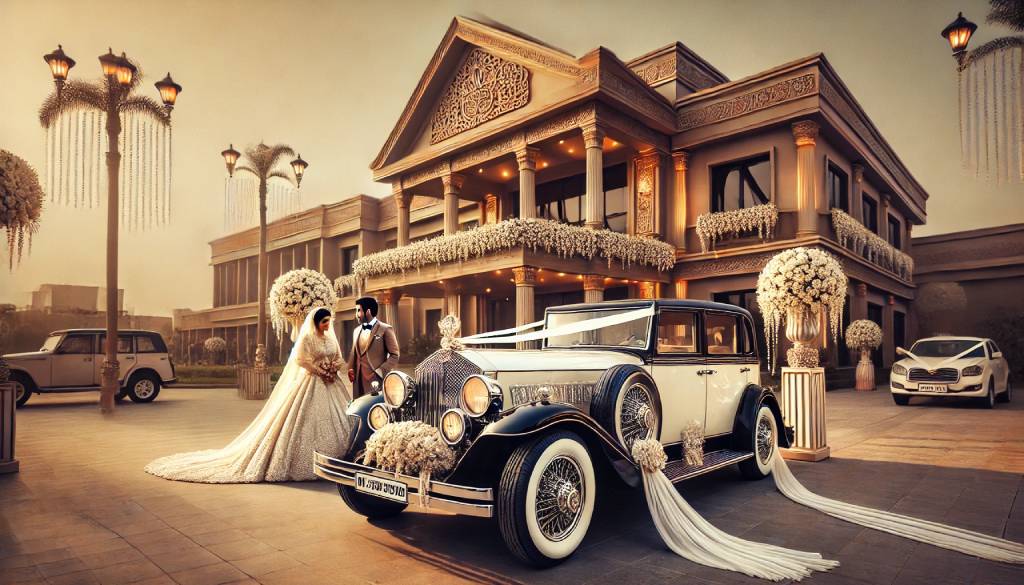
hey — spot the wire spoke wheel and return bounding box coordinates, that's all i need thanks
[535,455,585,542]
[619,382,656,451]
[756,411,775,465]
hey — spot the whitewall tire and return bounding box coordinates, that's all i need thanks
[498,431,596,567]
[739,405,777,480]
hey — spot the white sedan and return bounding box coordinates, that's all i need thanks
[890,336,1011,408]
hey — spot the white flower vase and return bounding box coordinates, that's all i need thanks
[785,305,821,368]
[855,348,875,391]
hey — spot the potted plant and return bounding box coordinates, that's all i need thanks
[846,319,883,391]
[203,337,227,365]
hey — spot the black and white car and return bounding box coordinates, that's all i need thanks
[890,336,1011,408]
[4,329,177,407]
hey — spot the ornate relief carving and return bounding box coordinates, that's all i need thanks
[672,150,690,172]
[441,173,465,193]
[598,106,668,151]
[630,52,720,91]
[512,266,537,285]
[675,252,776,279]
[635,154,660,236]
[524,104,596,143]
[581,123,605,148]
[402,161,450,190]
[677,60,719,91]
[457,27,586,79]
[452,131,525,171]
[516,146,540,170]
[791,120,820,146]
[582,274,605,292]
[431,49,531,144]
[677,73,817,130]
[603,69,677,128]
[632,55,676,85]
[485,194,498,224]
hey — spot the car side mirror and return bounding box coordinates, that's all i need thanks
[993,351,1003,359]
[896,347,907,356]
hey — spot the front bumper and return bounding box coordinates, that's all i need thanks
[313,451,494,518]
[890,377,986,397]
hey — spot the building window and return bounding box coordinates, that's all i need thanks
[340,246,358,275]
[711,153,770,212]
[827,163,848,211]
[532,163,628,232]
[887,215,901,249]
[862,195,878,234]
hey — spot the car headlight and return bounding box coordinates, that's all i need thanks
[382,371,414,407]
[367,403,391,430]
[892,364,907,376]
[440,408,470,445]
[460,374,502,417]
[962,365,983,377]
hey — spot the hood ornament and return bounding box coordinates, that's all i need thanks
[438,314,464,352]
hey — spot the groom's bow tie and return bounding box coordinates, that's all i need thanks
[361,323,373,331]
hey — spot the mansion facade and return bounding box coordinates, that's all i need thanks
[175,18,926,378]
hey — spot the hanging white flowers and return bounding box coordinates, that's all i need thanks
[696,203,778,253]
[756,247,848,372]
[831,209,913,279]
[334,274,358,298]
[268,268,337,340]
[845,319,882,351]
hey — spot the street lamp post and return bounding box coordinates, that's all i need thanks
[221,144,308,367]
[40,47,181,413]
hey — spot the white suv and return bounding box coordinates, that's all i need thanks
[4,329,177,407]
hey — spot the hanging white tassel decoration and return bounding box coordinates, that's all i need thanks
[631,439,838,582]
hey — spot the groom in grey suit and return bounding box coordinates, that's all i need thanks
[347,296,400,398]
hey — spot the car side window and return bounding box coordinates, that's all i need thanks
[657,311,698,354]
[705,313,744,355]
[57,335,93,354]
[98,335,134,354]
[136,335,158,353]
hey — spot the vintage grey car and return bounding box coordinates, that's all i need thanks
[314,299,791,566]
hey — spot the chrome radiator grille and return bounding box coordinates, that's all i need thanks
[413,350,482,427]
[908,368,959,383]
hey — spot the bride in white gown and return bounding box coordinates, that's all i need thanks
[146,307,354,483]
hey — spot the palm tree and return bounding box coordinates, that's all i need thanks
[38,48,179,413]
[223,143,307,367]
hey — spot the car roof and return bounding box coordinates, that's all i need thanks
[546,298,753,319]
[48,329,163,336]
[914,336,989,343]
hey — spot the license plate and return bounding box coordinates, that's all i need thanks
[355,473,408,503]
[919,384,948,393]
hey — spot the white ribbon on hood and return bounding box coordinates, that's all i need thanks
[898,340,987,371]
[458,306,654,345]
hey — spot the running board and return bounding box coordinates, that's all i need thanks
[663,449,753,483]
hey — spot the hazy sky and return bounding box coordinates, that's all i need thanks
[1,0,1021,316]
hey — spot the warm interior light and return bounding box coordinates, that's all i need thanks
[154,72,182,107]
[576,275,583,280]
[43,45,75,81]
[485,288,492,293]
[941,12,977,54]
[542,162,549,168]
[558,139,565,144]
[501,170,510,178]
[567,148,575,154]
[557,272,565,276]
[478,168,484,173]
[494,270,502,275]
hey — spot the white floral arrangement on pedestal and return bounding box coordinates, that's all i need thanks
[831,209,913,279]
[268,268,338,340]
[696,203,778,253]
[756,247,848,371]
[845,319,882,350]
[203,337,226,353]
[349,218,675,281]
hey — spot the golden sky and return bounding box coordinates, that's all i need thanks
[1,0,1021,316]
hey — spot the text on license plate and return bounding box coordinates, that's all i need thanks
[355,473,408,503]
[919,384,948,393]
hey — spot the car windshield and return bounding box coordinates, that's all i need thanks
[40,334,62,352]
[545,309,651,348]
[910,339,985,358]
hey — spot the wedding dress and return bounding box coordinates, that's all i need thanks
[145,308,354,483]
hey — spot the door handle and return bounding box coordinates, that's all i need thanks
[697,369,717,376]
[740,367,750,373]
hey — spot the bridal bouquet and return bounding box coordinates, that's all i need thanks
[314,355,344,384]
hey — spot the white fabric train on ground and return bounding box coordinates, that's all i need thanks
[771,456,1024,564]
[632,439,838,582]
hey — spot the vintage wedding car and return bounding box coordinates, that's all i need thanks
[314,299,792,566]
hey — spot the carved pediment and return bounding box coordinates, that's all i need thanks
[430,48,530,144]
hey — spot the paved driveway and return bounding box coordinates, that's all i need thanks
[2,387,1022,585]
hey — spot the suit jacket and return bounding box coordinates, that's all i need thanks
[347,321,400,397]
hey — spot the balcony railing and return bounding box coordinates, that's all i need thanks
[695,203,779,252]
[334,218,675,291]
[831,209,913,281]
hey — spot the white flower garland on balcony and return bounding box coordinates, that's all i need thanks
[348,218,675,284]
[845,319,882,351]
[268,269,338,340]
[695,203,778,253]
[334,274,358,298]
[831,209,913,279]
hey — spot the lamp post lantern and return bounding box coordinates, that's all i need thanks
[941,12,978,67]
[39,46,181,413]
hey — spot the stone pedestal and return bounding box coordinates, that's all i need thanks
[780,367,830,462]
[237,366,272,400]
[0,383,18,474]
[855,349,876,391]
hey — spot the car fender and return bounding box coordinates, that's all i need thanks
[731,384,791,451]
[445,402,641,488]
[7,367,38,390]
[343,392,385,459]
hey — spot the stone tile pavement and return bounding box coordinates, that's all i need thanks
[1,387,1022,585]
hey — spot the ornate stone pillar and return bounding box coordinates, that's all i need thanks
[393,185,411,247]
[851,164,864,222]
[380,289,400,332]
[583,274,605,303]
[484,193,498,225]
[638,281,657,300]
[674,279,688,300]
[670,150,689,254]
[792,120,820,236]
[880,193,891,245]
[583,124,605,229]
[442,173,464,235]
[516,147,539,220]
[513,266,537,350]
[635,151,661,238]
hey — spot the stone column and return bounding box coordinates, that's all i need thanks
[484,193,498,225]
[444,290,461,320]
[393,186,411,247]
[513,266,537,350]
[792,120,820,236]
[583,274,605,303]
[674,279,688,300]
[670,150,689,255]
[880,194,891,245]
[851,164,864,222]
[442,173,464,235]
[516,147,539,220]
[380,289,400,332]
[583,124,605,229]
[638,281,657,300]
[883,294,895,368]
